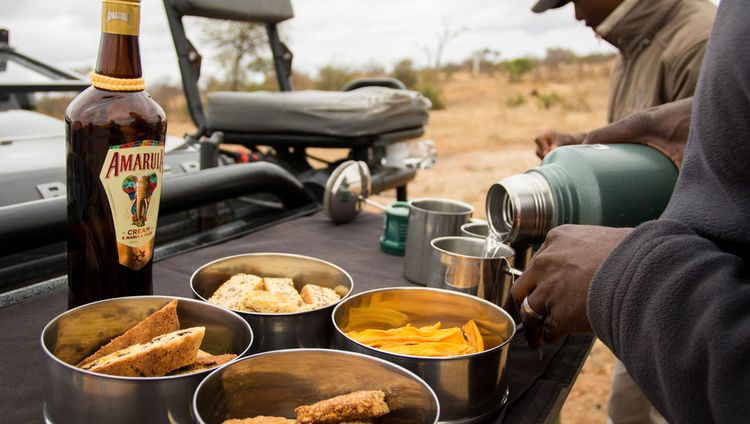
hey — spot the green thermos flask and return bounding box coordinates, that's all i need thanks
[486,144,678,244]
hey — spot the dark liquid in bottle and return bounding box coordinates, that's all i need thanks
[66,30,166,308]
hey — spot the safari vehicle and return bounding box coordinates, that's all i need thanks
[0,0,433,305]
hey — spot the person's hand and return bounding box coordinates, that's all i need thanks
[511,225,632,349]
[584,97,693,168]
[534,130,579,159]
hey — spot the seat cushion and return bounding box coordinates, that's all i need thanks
[206,87,431,137]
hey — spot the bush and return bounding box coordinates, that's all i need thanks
[533,90,564,110]
[505,94,526,108]
[504,58,536,83]
[391,59,418,89]
[315,65,357,91]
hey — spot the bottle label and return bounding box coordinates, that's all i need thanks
[101,0,140,36]
[99,140,164,270]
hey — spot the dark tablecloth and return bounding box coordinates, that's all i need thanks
[0,211,593,423]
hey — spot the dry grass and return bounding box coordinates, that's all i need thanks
[168,62,617,423]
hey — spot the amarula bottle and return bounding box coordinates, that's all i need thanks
[66,0,166,308]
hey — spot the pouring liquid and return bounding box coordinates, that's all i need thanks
[482,231,509,259]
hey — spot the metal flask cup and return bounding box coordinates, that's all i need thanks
[486,144,679,244]
[427,236,520,310]
[403,198,473,285]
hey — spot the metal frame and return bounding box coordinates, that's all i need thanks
[0,28,89,96]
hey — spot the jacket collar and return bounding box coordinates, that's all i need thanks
[596,0,680,55]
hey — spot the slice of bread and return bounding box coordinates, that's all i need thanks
[77,300,180,367]
[208,274,264,309]
[300,284,341,309]
[169,349,237,375]
[295,390,389,423]
[223,417,295,424]
[238,290,303,313]
[80,327,205,377]
[263,278,300,296]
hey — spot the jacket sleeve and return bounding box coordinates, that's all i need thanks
[587,219,750,424]
[663,39,707,102]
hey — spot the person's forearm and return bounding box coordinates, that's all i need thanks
[588,220,750,424]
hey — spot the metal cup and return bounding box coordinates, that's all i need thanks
[427,236,519,311]
[403,198,473,285]
[460,221,490,239]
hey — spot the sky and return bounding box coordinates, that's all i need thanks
[1,0,619,84]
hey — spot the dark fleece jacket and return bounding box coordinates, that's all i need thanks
[587,1,750,423]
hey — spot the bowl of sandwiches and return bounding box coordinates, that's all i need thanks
[332,287,516,423]
[41,295,253,424]
[193,348,440,424]
[190,253,354,354]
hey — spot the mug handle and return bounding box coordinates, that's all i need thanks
[501,257,523,285]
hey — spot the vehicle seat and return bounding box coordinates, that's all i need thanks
[164,0,430,150]
[206,87,430,138]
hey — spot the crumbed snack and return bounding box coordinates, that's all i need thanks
[77,300,180,367]
[239,290,303,313]
[208,274,264,309]
[263,278,301,297]
[295,390,390,424]
[80,327,205,377]
[223,417,295,424]
[300,284,341,308]
[169,349,237,375]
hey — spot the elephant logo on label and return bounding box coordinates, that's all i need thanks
[122,173,158,227]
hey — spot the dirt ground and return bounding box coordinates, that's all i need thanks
[168,63,617,423]
[385,67,617,424]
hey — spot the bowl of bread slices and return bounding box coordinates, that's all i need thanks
[191,253,353,354]
[41,296,253,424]
[193,349,439,424]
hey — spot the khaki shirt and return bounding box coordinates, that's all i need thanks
[597,0,716,122]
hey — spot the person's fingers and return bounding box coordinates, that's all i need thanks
[522,287,548,349]
[584,111,651,145]
[510,267,537,307]
[523,314,544,349]
[534,134,552,159]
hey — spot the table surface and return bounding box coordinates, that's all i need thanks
[0,211,593,423]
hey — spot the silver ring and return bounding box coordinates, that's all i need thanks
[521,296,544,321]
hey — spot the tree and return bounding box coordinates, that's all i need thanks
[504,58,536,83]
[422,20,465,70]
[202,21,269,91]
[544,47,577,69]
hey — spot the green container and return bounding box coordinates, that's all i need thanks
[486,144,678,243]
[380,201,410,256]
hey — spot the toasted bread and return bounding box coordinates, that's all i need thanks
[76,300,180,367]
[208,274,264,309]
[80,327,205,377]
[300,284,341,309]
[223,418,295,424]
[169,349,237,375]
[295,390,389,424]
[239,290,303,313]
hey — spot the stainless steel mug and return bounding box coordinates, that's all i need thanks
[403,198,473,285]
[460,221,490,238]
[427,236,520,310]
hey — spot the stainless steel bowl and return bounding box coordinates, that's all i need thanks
[332,287,515,423]
[193,348,440,424]
[191,253,354,353]
[40,295,253,424]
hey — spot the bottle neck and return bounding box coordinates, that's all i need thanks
[94,0,142,79]
[95,33,142,79]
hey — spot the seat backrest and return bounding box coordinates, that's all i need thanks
[164,0,295,136]
[169,0,293,23]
